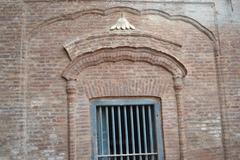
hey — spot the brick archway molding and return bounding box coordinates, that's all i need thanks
[62,32,187,160]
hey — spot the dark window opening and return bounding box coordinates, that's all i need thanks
[92,99,164,160]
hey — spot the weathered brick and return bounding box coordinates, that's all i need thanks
[0,0,239,160]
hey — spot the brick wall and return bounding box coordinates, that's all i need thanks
[0,0,239,160]
[0,2,25,160]
[217,0,240,159]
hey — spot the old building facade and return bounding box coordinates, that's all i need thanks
[0,0,239,160]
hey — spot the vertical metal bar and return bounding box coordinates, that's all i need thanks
[111,106,117,160]
[136,106,142,160]
[142,106,148,160]
[118,106,123,160]
[99,107,103,155]
[148,105,154,160]
[130,106,136,160]
[106,107,110,155]
[124,106,129,160]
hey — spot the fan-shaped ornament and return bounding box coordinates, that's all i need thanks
[110,14,135,31]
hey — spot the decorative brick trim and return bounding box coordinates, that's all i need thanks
[173,76,186,160]
[62,32,187,160]
[66,80,78,160]
[62,47,187,80]
[29,6,216,42]
[63,31,182,61]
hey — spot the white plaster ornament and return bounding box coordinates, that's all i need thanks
[110,14,135,31]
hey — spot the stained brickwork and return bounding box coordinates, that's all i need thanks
[0,2,25,160]
[0,0,239,160]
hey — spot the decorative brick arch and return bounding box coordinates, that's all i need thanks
[62,31,186,79]
[62,47,187,80]
[63,33,187,160]
[63,31,182,61]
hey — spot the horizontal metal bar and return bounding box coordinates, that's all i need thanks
[97,153,158,157]
[91,99,160,106]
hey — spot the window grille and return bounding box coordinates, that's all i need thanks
[91,99,164,160]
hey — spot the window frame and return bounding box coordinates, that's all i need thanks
[90,98,165,160]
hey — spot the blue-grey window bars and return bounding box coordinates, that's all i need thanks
[91,99,164,160]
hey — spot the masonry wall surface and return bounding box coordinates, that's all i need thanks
[0,0,239,160]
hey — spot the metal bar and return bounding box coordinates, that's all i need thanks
[99,107,104,155]
[142,106,148,160]
[118,106,123,160]
[130,106,136,160]
[106,107,110,155]
[124,106,130,160]
[111,106,117,160]
[136,106,142,160]
[148,105,154,160]
[97,153,158,158]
